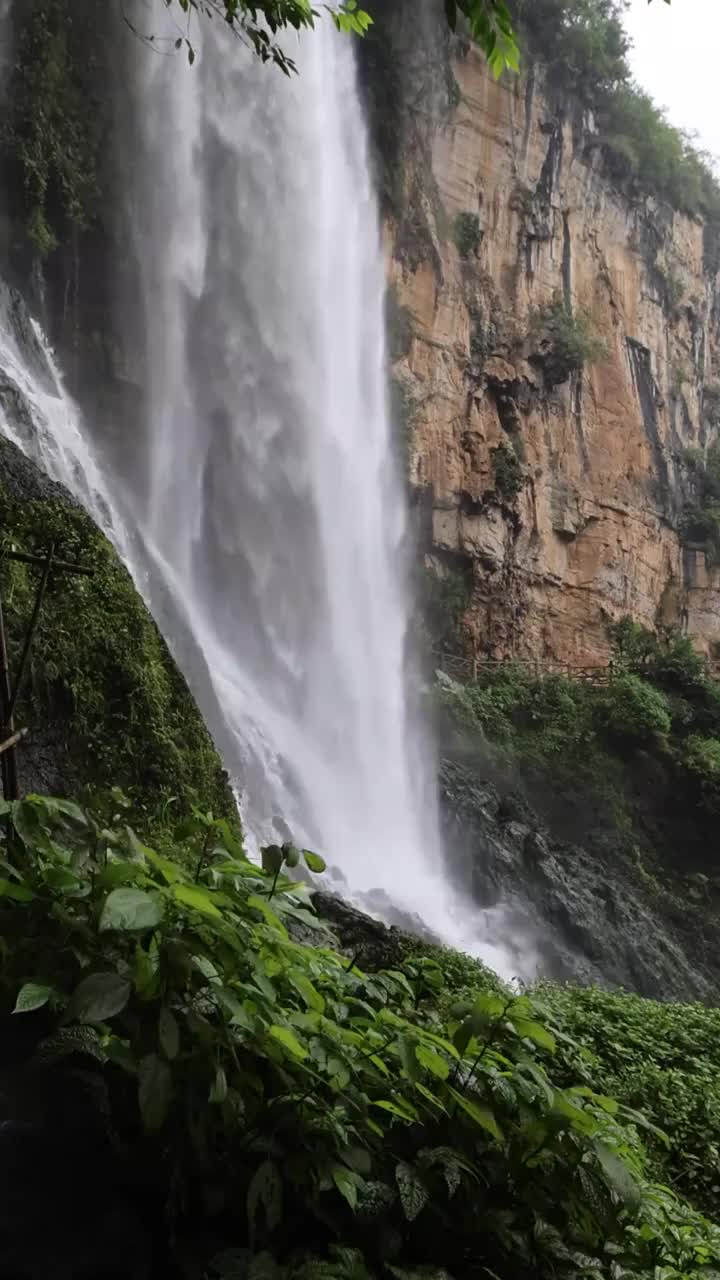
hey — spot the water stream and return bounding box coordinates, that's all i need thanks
[0,10,519,974]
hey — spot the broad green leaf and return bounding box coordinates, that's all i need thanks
[247,894,287,936]
[449,1089,503,1141]
[332,1165,359,1209]
[302,849,326,874]
[511,1017,556,1052]
[0,878,33,902]
[552,1091,599,1136]
[371,1097,419,1122]
[247,1159,282,1243]
[269,1024,308,1058]
[415,1043,449,1080]
[69,973,131,1024]
[158,1006,180,1061]
[173,882,223,918]
[143,846,183,884]
[138,1052,172,1133]
[100,887,164,932]
[395,1161,428,1222]
[593,1140,641,1209]
[288,971,325,1013]
[134,941,160,1000]
[13,982,52,1013]
[398,1034,420,1081]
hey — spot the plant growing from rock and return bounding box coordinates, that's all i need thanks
[453,211,483,259]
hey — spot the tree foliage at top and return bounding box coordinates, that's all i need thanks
[164,0,519,75]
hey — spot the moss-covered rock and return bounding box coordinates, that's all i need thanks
[0,435,234,829]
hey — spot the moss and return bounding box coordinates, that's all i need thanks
[0,439,234,830]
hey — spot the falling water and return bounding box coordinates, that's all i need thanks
[0,8,523,973]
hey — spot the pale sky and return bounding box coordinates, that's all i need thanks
[623,0,720,164]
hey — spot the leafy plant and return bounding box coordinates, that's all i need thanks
[453,212,482,260]
[491,444,523,501]
[594,673,672,743]
[1,790,718,1278]
[529,300,608,386]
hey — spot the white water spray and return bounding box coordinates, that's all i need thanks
[0,15,524,976]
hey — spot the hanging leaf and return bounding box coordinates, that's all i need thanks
[209,1064,228,1103]
[371,1097,419,1122]
[282,842,300,868]
[511,1017,556,1052]
[100,887,164,932]
[247,1160,283,1244]
[395,1162,429,1222]
[69,973,131,1024]
[158,1006,180,1060]
[13,982,52,1014]
[302,849,326,874]
[332,1165,360,1209]
[138,1052,172,1133]
[593,1140,641,1209]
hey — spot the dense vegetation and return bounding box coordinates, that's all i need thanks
[515,0,720,222]
[435,617,720,859]
[4,789,720,1280]
[541,984,720,1220]
[0,440,232,831]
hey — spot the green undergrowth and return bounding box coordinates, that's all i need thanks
[538,985,720,1220]
[435,618,720,859]
[4,791,720,1279]
[0,472,232,832]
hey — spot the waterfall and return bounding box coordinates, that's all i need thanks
[0,9,521,974]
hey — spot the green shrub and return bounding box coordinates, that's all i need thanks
[5,791,720,1278]
[530,300,608,385]
[453,210,482,259]
[595,673,672,742]
[683,734,720,811]
[491,443,523,501]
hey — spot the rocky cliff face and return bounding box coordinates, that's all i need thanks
[383,33,720,665]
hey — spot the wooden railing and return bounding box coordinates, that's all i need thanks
[432,650,612,686]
